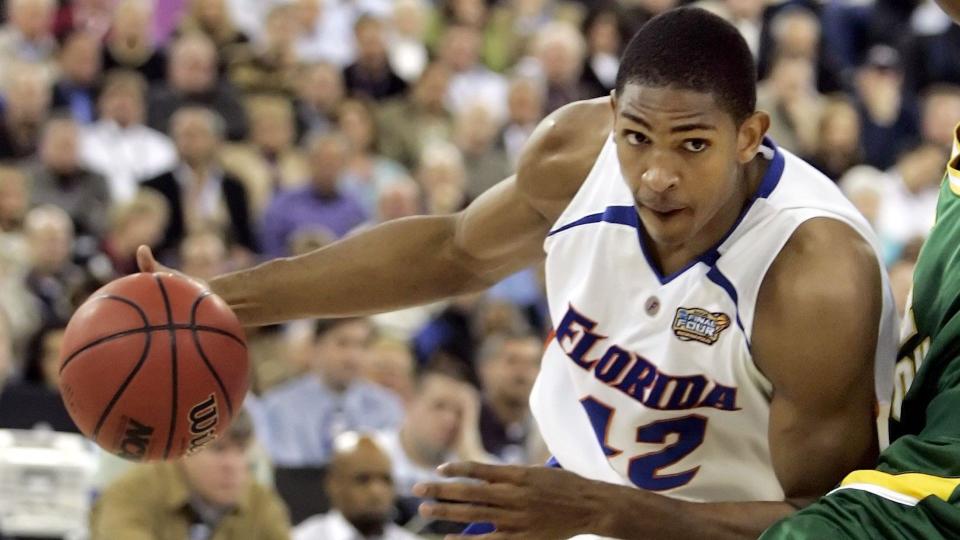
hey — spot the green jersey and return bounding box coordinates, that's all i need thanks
[883,136,960,480]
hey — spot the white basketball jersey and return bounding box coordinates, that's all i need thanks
[531,135,898,510]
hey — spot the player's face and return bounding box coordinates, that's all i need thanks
[612,84,762,255]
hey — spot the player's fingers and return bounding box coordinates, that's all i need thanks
[136,245,158,273]
[419,501,523,526]
[438,461,527,483]
[413,481,521,507]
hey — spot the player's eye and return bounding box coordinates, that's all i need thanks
[683,139,710,153]
[624,131,649,146]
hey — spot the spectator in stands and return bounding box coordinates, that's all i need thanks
[228,4,299,98]
[25,115,111,238]
[259,132,366,258]
[102,0,167,83]
[875,142,946,256]
[500,76,544,167]
[0,166,37,356]
[482,0,567,73]
[756,53,824,156]
[697,0,767,57]
[527,21,591,113]
[377,61,453,171]
[416,142,468,215]
[94,190,170,278]
[344,15,407,101]
[377,368,492,496]
[0,322,79,433]
[337,98,408,216]
[23,205,89,326]
[221,95,308,217]
[293,0,356,67]
[854,44,921,171]
[80,69,178,202]
[840,165,886,234]
[373,177,421,225]
[0,0,57,76]
[453,103,508,198]
[90,408,291,540]
[364,337,416,404]
[293,434,423,540]
[180,230,229,279]
[580,7,624,98]
[52,31,102,124]
[387,0,429,83]
[476,331,543,464]
[51,0,114,41]
[147,33,247,140]
[142,106,256,262]
[294,61,345,140]
[0,61,52,160]
[759,5,843,95]
[177,0,250,72]
[920,84,960,150]
[807,94,864,181]
[436,24,507,122]
[261,318,403,467]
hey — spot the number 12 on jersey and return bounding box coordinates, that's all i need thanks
[581,396,707,491]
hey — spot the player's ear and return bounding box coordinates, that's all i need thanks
[609,90,617,114]
[736,111,770,164]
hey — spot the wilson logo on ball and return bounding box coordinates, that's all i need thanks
[187,394,219,454]
[118,418,154,461]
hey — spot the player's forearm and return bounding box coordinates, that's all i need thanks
[209,215,489,326]
[591,482,797,540]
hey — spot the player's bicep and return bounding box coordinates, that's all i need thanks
[451,175,552,285]
[755,219,883,499]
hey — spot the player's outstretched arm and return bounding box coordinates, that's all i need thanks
[138,100,607,326]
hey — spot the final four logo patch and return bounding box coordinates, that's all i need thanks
[672,308,731,345]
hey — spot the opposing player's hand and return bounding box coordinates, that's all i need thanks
[413,461,607,540]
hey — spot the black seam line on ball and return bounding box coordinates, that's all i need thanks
[156,275,178,460]
[60,295,151,374]
[190,292,235,419]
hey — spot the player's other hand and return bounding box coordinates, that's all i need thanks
[413,461,608,540]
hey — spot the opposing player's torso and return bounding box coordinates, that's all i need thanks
[532,134,898,504]
[891,128,960,445]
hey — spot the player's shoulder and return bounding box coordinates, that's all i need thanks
[767,218,880,307]
[515,98,613,214]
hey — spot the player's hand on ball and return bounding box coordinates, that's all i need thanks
[136,245,209,288]
[413,461,607,540]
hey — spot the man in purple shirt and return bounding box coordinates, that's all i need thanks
[259,132,367,258]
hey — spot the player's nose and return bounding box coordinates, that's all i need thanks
[640,164,680,194]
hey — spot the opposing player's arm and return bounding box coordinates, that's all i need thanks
[140,100,608,326]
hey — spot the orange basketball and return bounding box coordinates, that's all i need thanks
[58,272,249,461]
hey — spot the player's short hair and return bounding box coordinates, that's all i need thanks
[614,7,757,124]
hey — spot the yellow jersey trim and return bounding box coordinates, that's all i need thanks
[840,469,960,502]
[950,123,960,195]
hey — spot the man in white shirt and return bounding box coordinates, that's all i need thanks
[79,70,177,202]
[293,434,423,540]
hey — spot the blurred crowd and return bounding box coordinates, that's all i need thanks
[0,0,957,538]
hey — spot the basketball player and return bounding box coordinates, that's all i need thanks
[139,8,898,538]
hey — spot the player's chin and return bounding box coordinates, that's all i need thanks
[639,210,693,243]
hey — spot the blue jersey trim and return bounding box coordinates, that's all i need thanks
[705,266,750,348]
[548,138,786,286]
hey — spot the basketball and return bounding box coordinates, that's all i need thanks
[58,272,249,461]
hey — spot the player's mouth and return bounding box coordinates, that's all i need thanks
[640,203,687,220]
